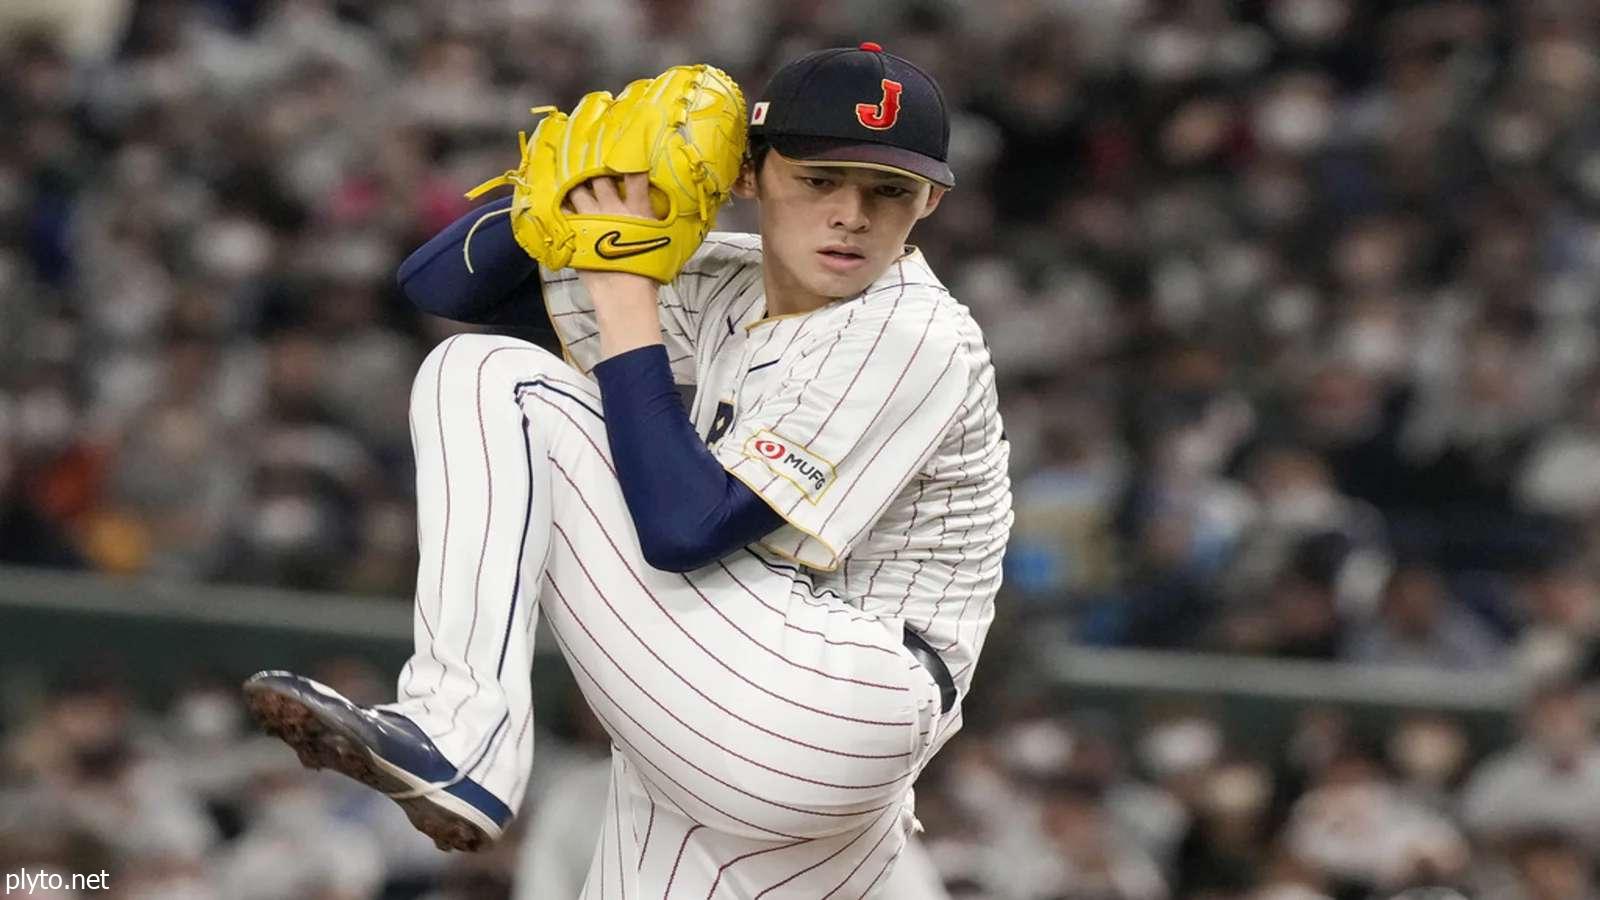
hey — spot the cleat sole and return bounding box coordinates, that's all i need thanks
[243,679,492,852]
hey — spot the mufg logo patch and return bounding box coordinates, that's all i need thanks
[745,430,835,502]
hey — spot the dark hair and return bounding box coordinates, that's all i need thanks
[746,135,773,173]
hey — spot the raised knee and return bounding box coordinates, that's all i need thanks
[419,334,567,389]
[430,332,547,367]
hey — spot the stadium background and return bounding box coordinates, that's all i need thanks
[4,0,1600,897]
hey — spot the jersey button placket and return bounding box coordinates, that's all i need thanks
[729,335,755,413]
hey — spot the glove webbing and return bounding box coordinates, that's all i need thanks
[460,108,560,274]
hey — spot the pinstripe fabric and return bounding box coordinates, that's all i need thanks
[394,231,1008,896]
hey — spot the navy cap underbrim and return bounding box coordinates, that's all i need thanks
[767,135,955,189]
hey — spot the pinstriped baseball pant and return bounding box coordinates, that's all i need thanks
[390,334,945,898]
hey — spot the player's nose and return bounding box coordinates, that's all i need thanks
[828,187,871,233]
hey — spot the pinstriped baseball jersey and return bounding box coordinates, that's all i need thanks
[391,233,1010,896]
[540,233,1012,711]
[395,331,947,897]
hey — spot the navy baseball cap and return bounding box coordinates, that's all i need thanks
[750,42,955,188]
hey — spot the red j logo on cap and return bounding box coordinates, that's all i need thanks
[855,79,903,130]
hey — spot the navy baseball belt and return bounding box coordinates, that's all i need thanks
[901,626,956,715]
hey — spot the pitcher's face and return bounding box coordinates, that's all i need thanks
[740,152,944,304]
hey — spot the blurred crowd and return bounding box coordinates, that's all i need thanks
[10,0,1600,896]
[1,660,564,900]
[12,656,1600,899]
[4,0,1600,660]
[912,677,1600,900]
[3,0,1600,674]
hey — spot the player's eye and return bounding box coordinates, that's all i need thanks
[798,176,835,189]
[874,185,913,199]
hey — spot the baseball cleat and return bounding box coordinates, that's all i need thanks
[242,670,511,852]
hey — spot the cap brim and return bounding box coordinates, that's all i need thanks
[767,135,955,188]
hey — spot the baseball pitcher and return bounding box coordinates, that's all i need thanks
[245,44,1011,898]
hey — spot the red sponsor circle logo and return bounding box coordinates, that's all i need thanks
[754,438,787,460]
[856,79,903,130]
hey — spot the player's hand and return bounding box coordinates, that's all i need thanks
[566,172,653,219]
[567,174,667,359]
[565,173,661,296]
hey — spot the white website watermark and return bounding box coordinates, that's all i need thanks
[5,871,110,895]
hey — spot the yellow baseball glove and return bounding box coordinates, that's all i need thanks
[463,64,747,283]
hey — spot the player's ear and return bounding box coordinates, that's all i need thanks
[732,160,758,200]
[916,186,947,220]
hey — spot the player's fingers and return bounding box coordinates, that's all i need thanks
[567,183,597,214]
[590,175,624,212]
[621,173,653,218]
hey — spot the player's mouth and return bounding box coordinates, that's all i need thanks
[817,245,868,273]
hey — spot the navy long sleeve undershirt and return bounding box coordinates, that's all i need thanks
[592,345,785,572]
[396,197,551,327]
[396,199,784,571]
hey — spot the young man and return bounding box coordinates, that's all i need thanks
[245,44,1011,897]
